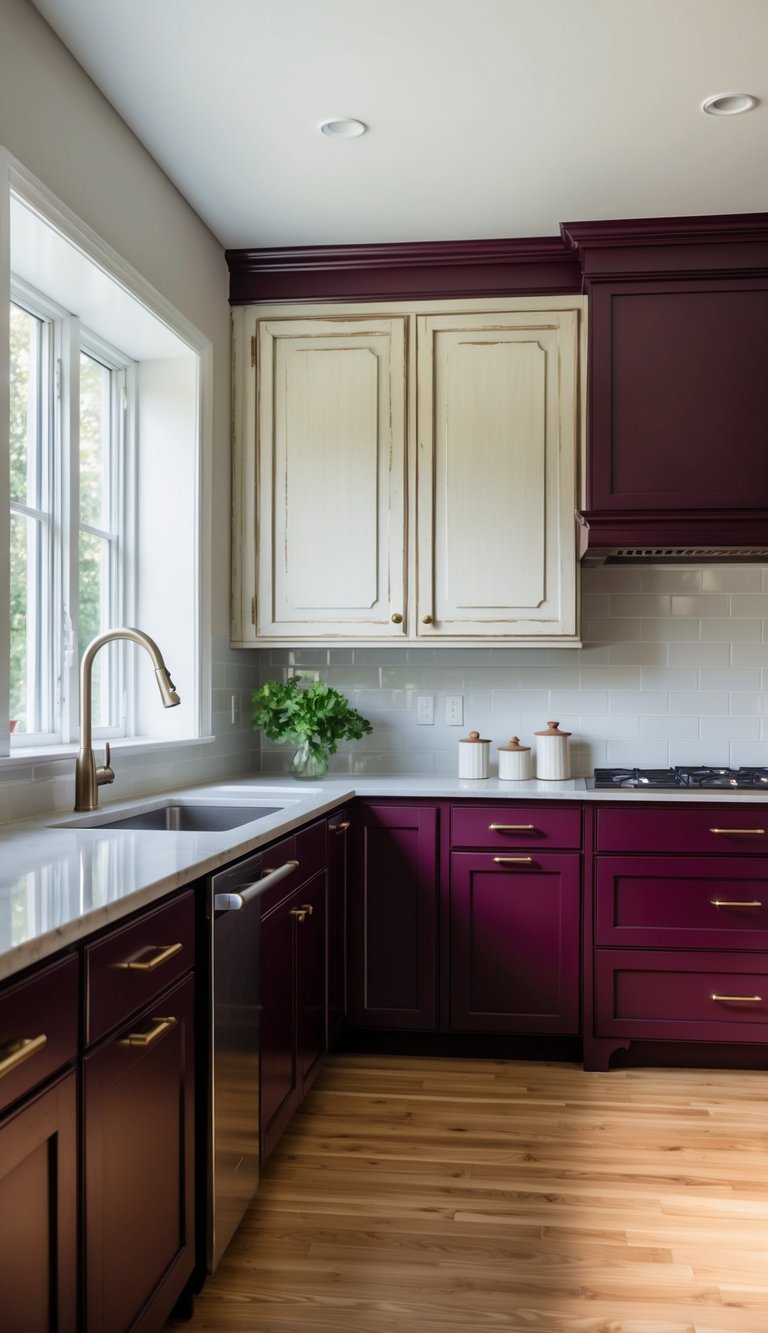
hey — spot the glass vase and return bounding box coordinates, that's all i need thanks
[290,738,329,780]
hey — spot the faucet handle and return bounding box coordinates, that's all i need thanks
[97,741,115,787]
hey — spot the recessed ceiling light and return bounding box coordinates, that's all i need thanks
[319,118,367,139]
[701,92,758,116]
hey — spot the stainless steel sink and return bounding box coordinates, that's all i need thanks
[66,802,283,832]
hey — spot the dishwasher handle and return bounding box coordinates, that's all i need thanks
[214,859,300,912]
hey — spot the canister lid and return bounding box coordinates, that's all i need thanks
[534,720,572,737]
[498,736,531,752]
[459,730,490,743]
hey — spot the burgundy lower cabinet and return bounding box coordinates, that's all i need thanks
[326,809,350,1047]
[450,852,580,1034]
[348,802,438,1030]
[0,1071,78,1333]
[83,972,195,1333]
[585,802,768,1070]
[260,869,327,1163]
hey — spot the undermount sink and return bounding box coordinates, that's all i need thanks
[65,802,284,832]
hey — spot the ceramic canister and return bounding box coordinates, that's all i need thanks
[458,730,490,779]
[534,720,571,780]
[497,736,532,781]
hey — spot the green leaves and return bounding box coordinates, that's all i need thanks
[251,677,373,754]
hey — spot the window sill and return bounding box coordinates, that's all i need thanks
[1,734,215,769]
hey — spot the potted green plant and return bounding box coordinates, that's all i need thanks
[251,676,373,779]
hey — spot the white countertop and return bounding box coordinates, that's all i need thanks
[2,773,768,983]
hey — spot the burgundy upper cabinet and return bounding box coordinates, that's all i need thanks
[563,215,768,558]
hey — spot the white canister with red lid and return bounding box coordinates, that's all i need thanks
[534,721,571,780]
[497,737,532,781]
[458,730,490,779]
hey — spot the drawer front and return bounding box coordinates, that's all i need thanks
[595,949,768,1042]
[258,833,300,916]
[451,804,581,850]
[85,891,194,1045]
[596,806,768,854]
[595,856,768,949]
[295,819,327,881]
[0,954,79,1113]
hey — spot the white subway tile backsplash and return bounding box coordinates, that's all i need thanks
[702,619,762,642]
[641,618,700,641]
[579,666,641,690]
[700,668,762,691]
[609,691,669,714]
[668,643,730,666]
[641,568,701,593]
[669,739,730,766]
[583,714,639,739]
[639,714,700,740]
[703,567,762,593]
[607,740,670,767]
[671,595,730,617]
[730,741,768,766]
[731,644,768,666]
[607,643,668,666]
[640,667,698,690]
[729,693,763,716]
[669,690,729,714]
[731,595,768,617]
[549,689,608,714]
[699,715,758,742]
[611,594,672,617]
[584,618,641,642]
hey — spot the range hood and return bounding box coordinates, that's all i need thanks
[577,510,768,566]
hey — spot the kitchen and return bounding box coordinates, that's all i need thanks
[2,1,768,1329]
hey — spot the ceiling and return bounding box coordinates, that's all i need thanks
[30,0,768,250]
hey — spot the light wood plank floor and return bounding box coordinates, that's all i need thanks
[170,1055,768,1333]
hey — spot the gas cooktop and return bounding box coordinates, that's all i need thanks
[592,766,768,790]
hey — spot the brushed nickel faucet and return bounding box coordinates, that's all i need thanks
[75,627,181,811]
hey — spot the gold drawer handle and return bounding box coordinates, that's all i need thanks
[114,942,183,972]
[489,824,536,831]
[711,994,763,1003]
[329,820,351,834]
[711,900,763,908]
[119,1016,177,1048]
[289,903,314,923]
[709,828,766,836]
[493,856,534,865]
[0,1033,48,1079]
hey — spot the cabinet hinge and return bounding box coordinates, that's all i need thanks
[250,336,256,369]
[251,596,256,626]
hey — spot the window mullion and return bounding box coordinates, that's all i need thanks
[59,313,81,744]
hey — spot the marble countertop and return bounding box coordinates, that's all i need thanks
[2,772,767,983]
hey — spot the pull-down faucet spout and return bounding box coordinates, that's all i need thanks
[75,627,181,812]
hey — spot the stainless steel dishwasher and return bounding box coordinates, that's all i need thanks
[206,849,299,1271]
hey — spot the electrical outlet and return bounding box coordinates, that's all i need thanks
[230,694,241,726]
[445,695,464,726]
[416,695,434,725]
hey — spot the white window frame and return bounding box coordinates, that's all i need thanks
[0,149,213,765]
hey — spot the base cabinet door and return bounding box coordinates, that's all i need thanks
[450,852,580,1034]
[0,1071,77,1333]
[349,803,438,1030]
[83,974,195,1333]
[326,811,350,1047]
[260,871,328,1163]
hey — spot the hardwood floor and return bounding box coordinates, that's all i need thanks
[171,1055,768,1332]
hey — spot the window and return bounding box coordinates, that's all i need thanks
[8,290,133,744]
[2,154,212,761]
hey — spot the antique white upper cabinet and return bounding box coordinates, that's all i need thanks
[231,299,584,646]
[416,309,580,640]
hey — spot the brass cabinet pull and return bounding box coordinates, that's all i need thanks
[421,614,433,625]
[390,612,403,624]
[0,1033,47,1080]
[489,824,536,832]
[711,994,763,1003]
[709,828,766,836]
[114,942,183,971]
[493,856,534,865]
[711,900,764,908]
[329,820,351,834]
[289,903,315,923]
[119,1016,177,1048]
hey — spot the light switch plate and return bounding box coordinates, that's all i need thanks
[445,695,464,726]
[416,695,434,725]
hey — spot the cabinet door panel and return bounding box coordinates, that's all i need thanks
[257,316,407,638]
[349,803,438,1030]
[417,311,578,639]
[260,894,300,1157]
[327,812,349,1046]
[297,870,327,1091]
[451,852,580,1034]
[0,1072,77,1333]
[83,975,194,1333]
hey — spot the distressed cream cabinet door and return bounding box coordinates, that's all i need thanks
[239,315,407,642]
[416,310,579,641]
[232,300,582,646]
